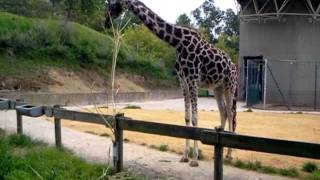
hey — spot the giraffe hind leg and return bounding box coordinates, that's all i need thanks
[224,89,234,161]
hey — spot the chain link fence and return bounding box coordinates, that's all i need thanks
[245,59,320,111]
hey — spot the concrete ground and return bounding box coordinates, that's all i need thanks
[116,97,247,112]
[0,110,295,180]
[114,97,320,114]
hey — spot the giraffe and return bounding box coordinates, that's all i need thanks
[105,0,238,167]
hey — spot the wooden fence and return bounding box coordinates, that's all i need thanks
[2,99,320,180]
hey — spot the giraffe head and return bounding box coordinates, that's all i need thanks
[105,0,124,28]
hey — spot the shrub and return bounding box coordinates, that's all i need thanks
[124,25,176,69]
[124,105,142,109]
[229,159,299,177]
[260,165,278,174]
[244,108,253,112]
[0,142,14,178]
[158,144,169,152]
[278,167,299,177]
[302,162,318,173]
[100,133,110,137]
[307,171,320,180]
[8,134,33,148]
[0,128,5,138]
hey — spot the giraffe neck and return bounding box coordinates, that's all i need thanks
[124,0,184,48]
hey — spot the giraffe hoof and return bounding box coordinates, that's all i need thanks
[215,126,223,131]
[180,157,189,163]
[189,160,199,167]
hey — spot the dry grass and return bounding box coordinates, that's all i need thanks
[59,108,320,169]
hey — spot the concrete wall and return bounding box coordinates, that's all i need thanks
[0,90,182,106]
[239,17,320,106]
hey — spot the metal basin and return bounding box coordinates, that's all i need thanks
[10,100,27,109]
[16,105,44,117]
[0,98,10,110]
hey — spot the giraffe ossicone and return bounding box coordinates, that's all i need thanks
[106,0,238,167]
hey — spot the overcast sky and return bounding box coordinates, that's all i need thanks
[139,0,238,23]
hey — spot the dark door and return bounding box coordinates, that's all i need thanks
[245,57,265,107]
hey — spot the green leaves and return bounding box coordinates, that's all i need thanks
[177,0,240,63]
[123,26,176,69]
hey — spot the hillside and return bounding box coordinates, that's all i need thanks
[0,12,177,93]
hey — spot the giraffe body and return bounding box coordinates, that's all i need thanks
[106,0,238,166]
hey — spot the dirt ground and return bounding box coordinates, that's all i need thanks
[60,107,320,169]
[0,68,147,93]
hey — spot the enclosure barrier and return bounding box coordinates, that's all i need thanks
[1,99,320,180]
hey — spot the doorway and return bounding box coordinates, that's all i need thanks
[244,56,265,107]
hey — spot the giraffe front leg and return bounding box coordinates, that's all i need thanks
[189,88,199,167]
[180,116,190,163]
[214,87,227,131]
[180,89,190,163]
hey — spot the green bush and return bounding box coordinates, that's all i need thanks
[0,12,178,88]
[8,134,33,148]
[278,167,299,177]
[124,25,176,69]
[0,142,14,178]
[302,162,318,173]
[158,144,169,152]
[0,128,5,138]
[307,171,320,180]
[229,159,299,178]
[124,105,142,109]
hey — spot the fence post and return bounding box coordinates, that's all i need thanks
[113,113,124,172]
[16,111,23,134]
[214,128,223,180]
[54,105,62,148]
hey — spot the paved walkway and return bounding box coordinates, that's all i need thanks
[0,110,295,180]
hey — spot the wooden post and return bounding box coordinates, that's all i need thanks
[16,111,23,134]
[214,129,223,180]
[54,105,62,148]
[113,113,124,173]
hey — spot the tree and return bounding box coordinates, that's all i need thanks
[215,33,239,63]
[64,0,78,19]
[223,9,239,36]
[192,0,224,42]
[176,13,192,27]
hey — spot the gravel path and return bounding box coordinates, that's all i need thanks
[0,110,295,180]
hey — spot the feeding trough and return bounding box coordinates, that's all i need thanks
[16,104,44,117]
[0,98,10,110]
[9,100,27,109]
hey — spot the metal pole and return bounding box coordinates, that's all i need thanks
[113,114,123,173]
[267,64,290,110]
[214,129,223,180]
[263,59,268,110]
[54,105,62,148]
[16,111,23,134]
[288,61,294,109]
[246,59,250,106]
[315,64,318,110]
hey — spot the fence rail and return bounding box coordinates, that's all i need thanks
[1,99,320,180]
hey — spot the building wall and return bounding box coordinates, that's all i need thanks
[239,17,320,106]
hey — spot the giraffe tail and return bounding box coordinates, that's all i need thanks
[231,86,237,132]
